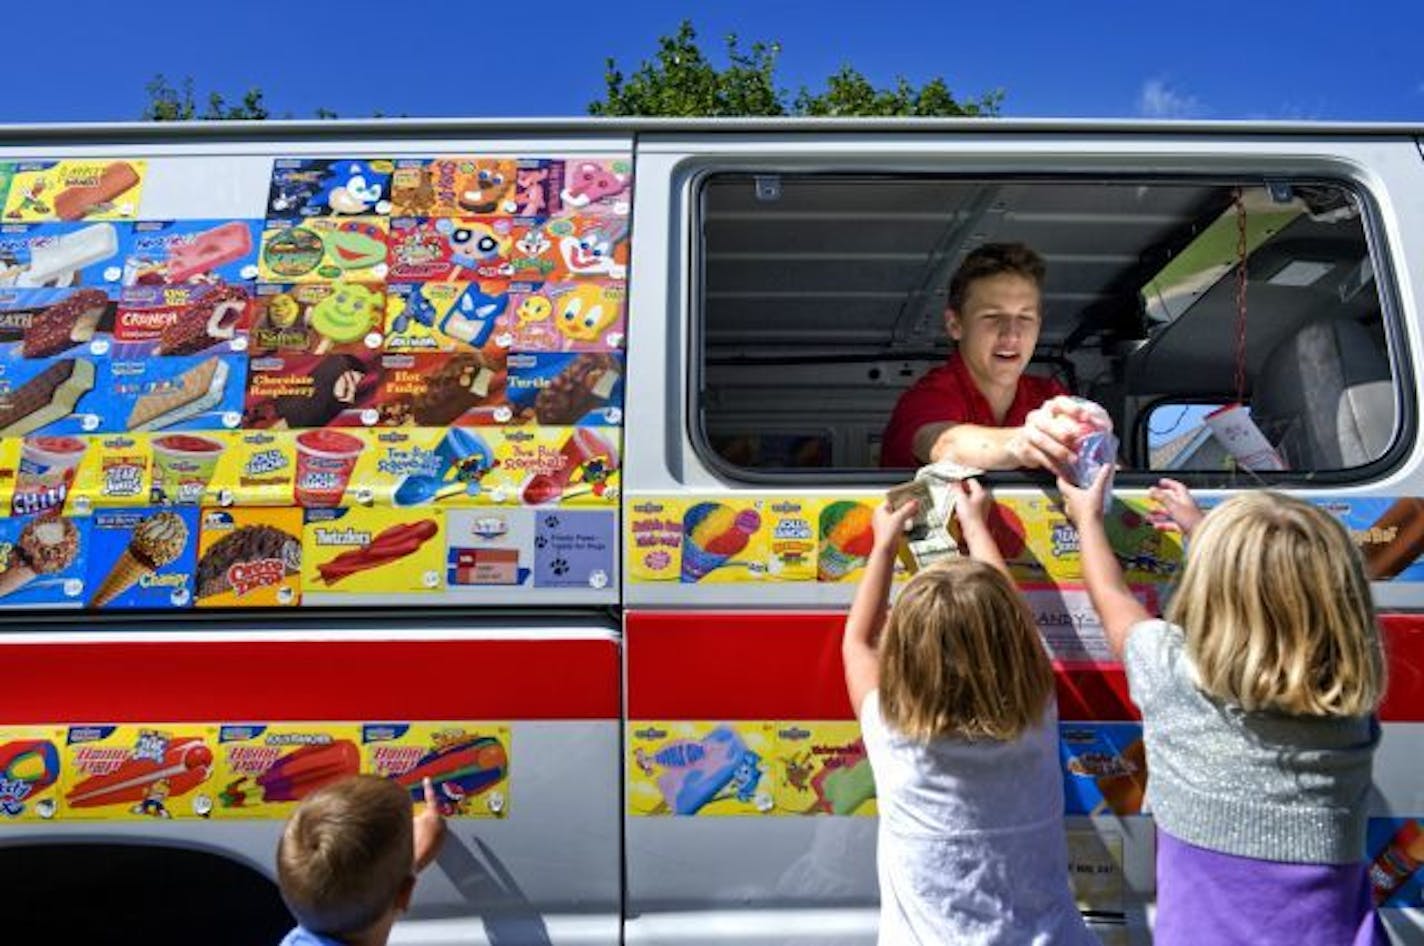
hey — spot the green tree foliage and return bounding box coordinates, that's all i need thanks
[589,21,1002,118]
[142,75,340,121]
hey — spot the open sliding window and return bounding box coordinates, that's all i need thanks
[695,173,1406,485]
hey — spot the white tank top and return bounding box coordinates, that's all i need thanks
[859,691,1097,946]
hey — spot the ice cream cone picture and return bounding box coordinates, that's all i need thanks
[817,501,875,582]
[89,512,189,608]
[681,503,761,582]
[0,517,81,599]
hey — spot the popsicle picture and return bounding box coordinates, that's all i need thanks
[65,732,213,815]
[681,503,761,582]
[254,740,360,803]
[126,220,258,285]
[309,282,384,353]
[817,501,875,582]
[364,724,511,818]
[0,738,61,817]
[389,734,508,817]
[632,724,765,816]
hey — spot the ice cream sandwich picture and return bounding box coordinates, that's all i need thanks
[0,358,97,437]
[125,356,232,431]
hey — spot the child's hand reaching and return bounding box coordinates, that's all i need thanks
[872,499,918,556]
[1148,478,1204,536]
[412,776,447,874]
[953,477,1008,573]
[1057,464,1113,528]
[953,478,992,529]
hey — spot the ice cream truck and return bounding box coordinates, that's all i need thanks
[0,118,1422,944]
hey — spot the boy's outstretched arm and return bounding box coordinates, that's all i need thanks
[954,478,1009,577]
[413,777,447,873]
[843,500,917,719]
[1058,466,1150,661]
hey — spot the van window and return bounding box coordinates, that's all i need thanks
[695,174,1401,483]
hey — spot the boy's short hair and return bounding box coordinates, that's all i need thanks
[947,242,1046,313]
[879,558,1054,741]
[277,774,414,935]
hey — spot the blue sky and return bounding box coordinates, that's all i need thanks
[3,0,1420,123]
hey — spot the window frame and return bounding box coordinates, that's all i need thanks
[688,167,1414,490]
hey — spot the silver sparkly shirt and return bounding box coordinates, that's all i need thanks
[1124,619,1379,864]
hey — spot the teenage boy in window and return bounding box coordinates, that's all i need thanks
[880,243,1093,472]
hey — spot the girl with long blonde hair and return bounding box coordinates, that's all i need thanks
[843,480,1096,945]
[1061,473,1386,945]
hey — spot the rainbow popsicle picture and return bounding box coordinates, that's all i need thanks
[390,734,508,816]
[364,724,511,818]
[681,503,762,582]
[817,501,875,582]
[0,737,61,818]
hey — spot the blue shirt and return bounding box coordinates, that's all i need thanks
[279,927,346,946]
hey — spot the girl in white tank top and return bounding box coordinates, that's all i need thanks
[843,482,1096,946]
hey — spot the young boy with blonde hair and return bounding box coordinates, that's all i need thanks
[276,775,446,946]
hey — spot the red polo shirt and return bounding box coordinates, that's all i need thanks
[879,352,1068,468]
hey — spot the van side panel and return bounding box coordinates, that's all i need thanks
[623,133,1424,945]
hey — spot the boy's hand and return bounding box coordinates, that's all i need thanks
[1149,478,1205,536]
[953,478,993,528]
[872,499,917,554]
[1057,463,1112,527]
[1015,396,1094,474]
[412,777,447,873]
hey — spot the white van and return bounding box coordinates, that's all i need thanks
[0,118,1420,945]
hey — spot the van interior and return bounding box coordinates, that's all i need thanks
[698,174,1396,481]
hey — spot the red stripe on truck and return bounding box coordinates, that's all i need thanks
[0,637,620,723]
[628,611,1424,722]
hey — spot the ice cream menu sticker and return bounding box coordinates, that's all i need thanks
[0,151,634,611]
[3,161,147,222]
[0,719,508,822]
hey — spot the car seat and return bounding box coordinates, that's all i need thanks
[1249,317,1395,470]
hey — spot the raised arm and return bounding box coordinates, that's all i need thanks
[1057,465,1150,661]
[843,500,917,718]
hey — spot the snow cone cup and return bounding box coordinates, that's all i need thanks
[150,434,225,505]
[817,544,861,583]
[294,430,365,507]
[817,501,874,582]
[680,541,730,583]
